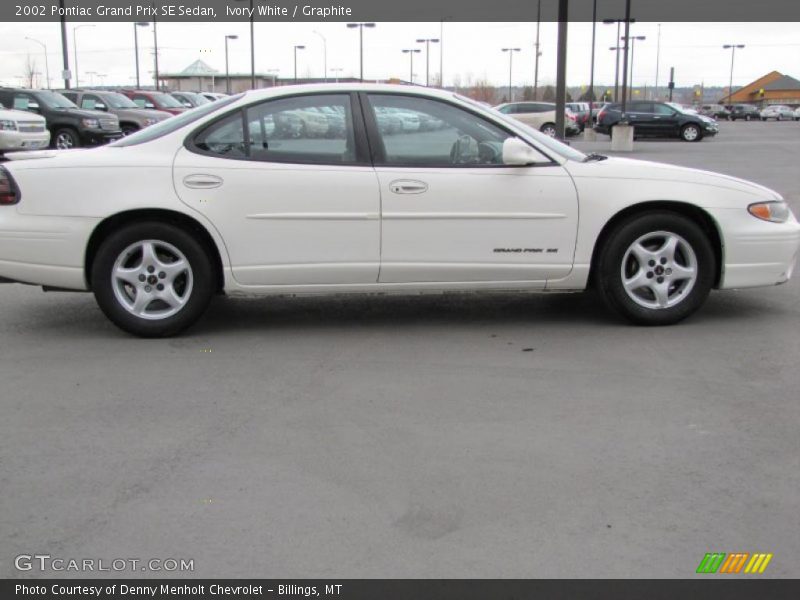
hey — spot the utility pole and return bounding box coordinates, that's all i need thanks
[654,24,661,100]
[588,0,597,110]
[555,0,568,139]
[313,31,327,82]
[620,0,632,113]
[59,0,69,89]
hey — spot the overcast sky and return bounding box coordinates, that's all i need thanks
[0,21,797,90]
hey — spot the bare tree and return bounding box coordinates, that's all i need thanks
[23,54,38,88]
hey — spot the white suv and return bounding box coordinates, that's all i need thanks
[0,104,50,155]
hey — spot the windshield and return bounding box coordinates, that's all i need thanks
[36,91,78,109]
[110,94,243,147]
[103,93,139,109]
[456,94,586,162]
[152,93,184,109]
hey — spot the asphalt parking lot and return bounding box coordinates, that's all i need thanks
[1,120,798,579]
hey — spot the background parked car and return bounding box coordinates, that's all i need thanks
[566,101,592,131]
[728,104,760,121]
[0,88,121,149]
[594,100,719,141]
[201,92,228,103]
[795,107,800,121]
[61,90,172,136]
[0,101,49,155]
[120,90,188,115]
[700,104,731,120]
[760,105,795,121]
[171,91,212,109]
[494,101,581,137]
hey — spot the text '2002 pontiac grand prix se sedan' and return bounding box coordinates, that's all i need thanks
[0,85,798,337]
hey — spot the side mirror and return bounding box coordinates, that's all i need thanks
[145,103,155,109]
[502,137,542,166]
[95,104,107,111]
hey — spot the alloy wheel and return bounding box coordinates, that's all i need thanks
[111,240,194,320]
[620,231,698,310]
[55,133,74,150]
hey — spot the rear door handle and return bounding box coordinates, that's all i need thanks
[389,180,428,194]
[183,174,223,189]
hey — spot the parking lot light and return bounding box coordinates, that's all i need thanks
[293,45,306,84]
[416,38,440,87]
[501,47,521,102]
[24,37,51,89]
[723,44,746,104]
[346,23,376,82]
[72,25,95,89]
[225,35,239,94]
[401,48,421,84]
[133,22,149,89]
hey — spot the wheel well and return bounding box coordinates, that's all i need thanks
[85,209,224,291]
[588,201,723,288]
[119,122,139,130]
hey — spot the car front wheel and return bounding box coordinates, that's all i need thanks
[91,222,215,337]
[596,212,715,325]
[540,123,557,137]
[53,128,80,150]
[681,123,701,142]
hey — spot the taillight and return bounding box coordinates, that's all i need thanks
[0,166,20,205]
[597,110,606,121]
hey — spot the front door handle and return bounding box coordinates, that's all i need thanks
[389,180,428,194]
[183,174,223,189]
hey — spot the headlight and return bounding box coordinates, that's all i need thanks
[0,120,17,131]
[748,201,792,223]
[81,118,100,129]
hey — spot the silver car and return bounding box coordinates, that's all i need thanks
[760,105,795,121]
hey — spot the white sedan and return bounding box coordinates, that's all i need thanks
[0,84,798,337]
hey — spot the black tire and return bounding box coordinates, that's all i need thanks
[681,123,702,142]
[595,211,716,326]
[91,222,215,337]
[120,124,139,136]
[540,123,557,137]
[745,114,751,121]
[53,128,80,150]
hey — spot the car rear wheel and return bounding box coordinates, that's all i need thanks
[91,222,215,337]
[54,128,80,150]
[596,212,715,326]
[540,123,557,137]
[681,124,701,142]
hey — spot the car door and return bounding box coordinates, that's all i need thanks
[173,92,381,286]
[625,102,655,134]
[362,93,578,284]
[650,102,681,136]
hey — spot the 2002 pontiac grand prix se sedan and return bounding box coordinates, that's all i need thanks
[0,85,798,337]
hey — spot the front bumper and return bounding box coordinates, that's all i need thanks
[0,130,51,152]
[80,129,123,146]
[710,207,800,289]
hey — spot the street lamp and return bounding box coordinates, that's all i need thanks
[225,34,238,94]
[401,48,421,84]
[24,37,50,89]
[232,0,255,89]
[603,17,636,102]
[329,67,344,83]
[723,44,745,104]
[73,25,95,88]
[313,30,327,82]
[152,17,160,90]
[293,45,305,84]
[621,35,646,98]
[85,71,97,86]
[501,47,521,102]
[416,38,440,87]
[346,23,376,82]
[133,22,149,89]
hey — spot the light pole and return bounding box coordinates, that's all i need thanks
[603,18,635,102]
[133,22,149,89]
[533,0,542,99]
[293,45,305,84]
[86,71,96,86]
[402,48,421,84]
[416,38,440,87]
[312,31,327,82]
[225,34,238,94]
[622,35,646,99]
[72,25,95,88]
[152,16,160,90]
[235,0,256,88]
[501,48,521,102]
[25,37,50,89]
[588,0,597,111]
[330,67,344,83]
[723,44,745,104]
[654,24,661,100]
[346,23,376,82]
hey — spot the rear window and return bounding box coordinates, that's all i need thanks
[110,94,243,147]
